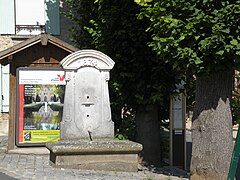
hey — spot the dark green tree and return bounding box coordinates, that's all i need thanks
[64,0,180,166]
[136,0,240,179]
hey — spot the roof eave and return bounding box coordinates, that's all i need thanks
[0,34,79,63]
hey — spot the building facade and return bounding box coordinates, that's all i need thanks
[0,0,75,112]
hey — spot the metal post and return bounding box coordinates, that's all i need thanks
[228,127,240,179]
[170,93,186,170]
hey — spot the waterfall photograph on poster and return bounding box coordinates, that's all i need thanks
[16,68,65,146]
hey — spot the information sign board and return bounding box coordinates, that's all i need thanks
[170,93,186,170]
[16,68,65,146]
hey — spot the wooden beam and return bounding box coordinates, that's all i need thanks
[8,63,16,150]
[8,55,13,60]
[41,34,48,46]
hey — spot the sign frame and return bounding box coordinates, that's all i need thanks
[170,93,187,170]
[16,67,65,147]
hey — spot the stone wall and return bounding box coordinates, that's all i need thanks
[0,36,14,52]
[0,113,9,136]
[0,113,9,121]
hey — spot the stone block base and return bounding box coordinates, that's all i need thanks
[46,139,142,172]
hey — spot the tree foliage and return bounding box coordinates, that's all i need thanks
[135,0,240,75]
[135,0,240,178]
[64,0,184,165]
[64,0,180,115]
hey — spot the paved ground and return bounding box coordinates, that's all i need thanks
[0,172,17,180]
[0,136,189,180]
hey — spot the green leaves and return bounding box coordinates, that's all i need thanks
[221,28,230,34]
[216,50,224,56]
[231,39,239,46]
[134,0,152,7]
[65,0,240,113]
[136,0,240,75]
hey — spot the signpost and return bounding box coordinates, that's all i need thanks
[228,127,240,179]
[16,68,65,146]
[170,93,186,170]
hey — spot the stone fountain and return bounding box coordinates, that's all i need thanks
[46,50,142,172]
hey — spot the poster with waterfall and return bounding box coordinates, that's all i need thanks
[16,68,65,146]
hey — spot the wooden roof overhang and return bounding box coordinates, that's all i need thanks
[0,33,79,66]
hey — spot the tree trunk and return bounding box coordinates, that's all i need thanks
[190,70,233,180]
[136,105,161,166]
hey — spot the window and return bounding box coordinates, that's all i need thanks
[0,0,60,35]
[16,0,45,35]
